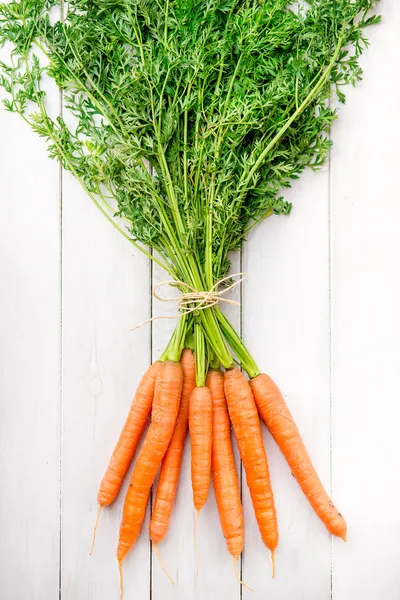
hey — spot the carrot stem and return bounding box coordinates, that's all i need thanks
[194,323,206,387]
[161,314,188,362]
[215,308,259,378]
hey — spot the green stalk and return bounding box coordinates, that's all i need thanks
[200,309,232,369]
[183,81,191,205]
[194,321,206,387]
[183,253,233,369]
[161,314,187,362]
[215,308,260,379]
[205,181,214,291]
[209,349,220,370]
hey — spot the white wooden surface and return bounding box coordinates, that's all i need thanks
[1,4,400,598]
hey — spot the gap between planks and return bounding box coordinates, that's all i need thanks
[328,89,334,600]
[149,248,154,600]
[58,2,64,596]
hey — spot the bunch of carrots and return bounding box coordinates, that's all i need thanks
[0,0,379,594]
[94,342,346,591]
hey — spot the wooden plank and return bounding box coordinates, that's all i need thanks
[0,90,60,595]
[60,171,151,599]
[331,4,400,599]
[242,166,332,599]
[150,254,242,599]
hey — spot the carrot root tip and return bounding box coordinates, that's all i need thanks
[89,505,102,556]
[118,560,124,600]
[154,544,175,585]
[233,557,254,592]
[271,550,275,579]
[194,510,200,577]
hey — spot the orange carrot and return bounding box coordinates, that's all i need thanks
[117,360,183,563]
[250,373,347,540]
[207,368,244,559]
[98,361,162,507]
[150,349,196,544]
[224,368,278,554]
[189,386,212,511]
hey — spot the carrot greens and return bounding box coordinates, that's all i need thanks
[0,0,379,378]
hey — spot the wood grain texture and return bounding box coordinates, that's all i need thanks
[60,170,151,599]
[331,3,400,599]
[0,78,60,598]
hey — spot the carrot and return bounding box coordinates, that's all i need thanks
[117,360,183,563]
[207,369,244,559]
[224,367,278,555]
[189,386,212,511]
[150,349,196,544]
[98,361,162,507]
[250,373,347,540]
[91,361,162,553]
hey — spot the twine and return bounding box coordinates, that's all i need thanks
[131,272,247,330]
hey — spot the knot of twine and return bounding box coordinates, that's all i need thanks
[131,272,247,330]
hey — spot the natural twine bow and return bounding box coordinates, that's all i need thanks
[131,273,247,330]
